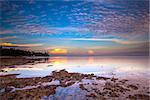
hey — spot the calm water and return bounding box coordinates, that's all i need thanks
[1,56,149,79]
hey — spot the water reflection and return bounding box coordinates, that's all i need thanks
[0,56,149,78]
[48,57,68,65]
[88,57,94,64]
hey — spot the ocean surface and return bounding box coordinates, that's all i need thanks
[0,56,149,80]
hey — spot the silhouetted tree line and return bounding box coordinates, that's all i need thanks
[0,47,49,56]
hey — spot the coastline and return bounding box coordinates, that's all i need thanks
[0,69,149,100]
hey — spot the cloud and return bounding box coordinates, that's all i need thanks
[53,27,89,33]
[0,36,17,41]
[0,42,43,47]
[69,38,146,45]
[0,29,13,34]
[1,26,90,35]
[85,42,149,56]
[1,0,148,56]
[1,0,148,40]
[67,0,149,40]
[85,14,149,39]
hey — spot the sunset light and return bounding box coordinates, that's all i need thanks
[88,50,94,55]
[49,49,68,55]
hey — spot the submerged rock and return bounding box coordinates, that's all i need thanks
[79,84,87,90]
[0,85,57,100]
[127,94,150,100]
[96,76,110,80]
[0,69,7,72]
[127,84,138,90]
[0,70,149,100]
[86,93,97,98]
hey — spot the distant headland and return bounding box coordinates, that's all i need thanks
[0,46,49,56]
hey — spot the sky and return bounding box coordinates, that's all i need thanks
[0,0,149,56]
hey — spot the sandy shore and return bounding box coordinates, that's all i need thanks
[0,69,149,100]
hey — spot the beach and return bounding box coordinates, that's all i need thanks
[0,56,149,100]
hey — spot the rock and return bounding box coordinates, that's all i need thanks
[127,84,138,90]
[5,87,14,92]
[86,93,97,98]
[79,84,87,90]
[96,76,110,80]
[119,79,128,84]
[0,69,7,72]
[61,81,75,87]
[127,94,150,100]
[52,69,71,79]
[9,66,16,68]
[111,77,118,82]
[47,65,53,67]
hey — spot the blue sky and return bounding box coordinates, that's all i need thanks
[0,0,149,56]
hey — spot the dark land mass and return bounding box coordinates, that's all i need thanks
[0,46,49,56]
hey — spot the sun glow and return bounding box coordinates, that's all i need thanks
[49,49,68,55]
[88,50,94,55]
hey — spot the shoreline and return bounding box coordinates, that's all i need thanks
[0,69,149,100]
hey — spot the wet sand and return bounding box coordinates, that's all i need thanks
[0,69,149,100]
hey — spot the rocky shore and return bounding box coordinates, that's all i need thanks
[0,69,149,100]
[0,57,48,68]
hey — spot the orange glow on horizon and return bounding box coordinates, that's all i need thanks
[88,50,94,55]
[49,49,68,55]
